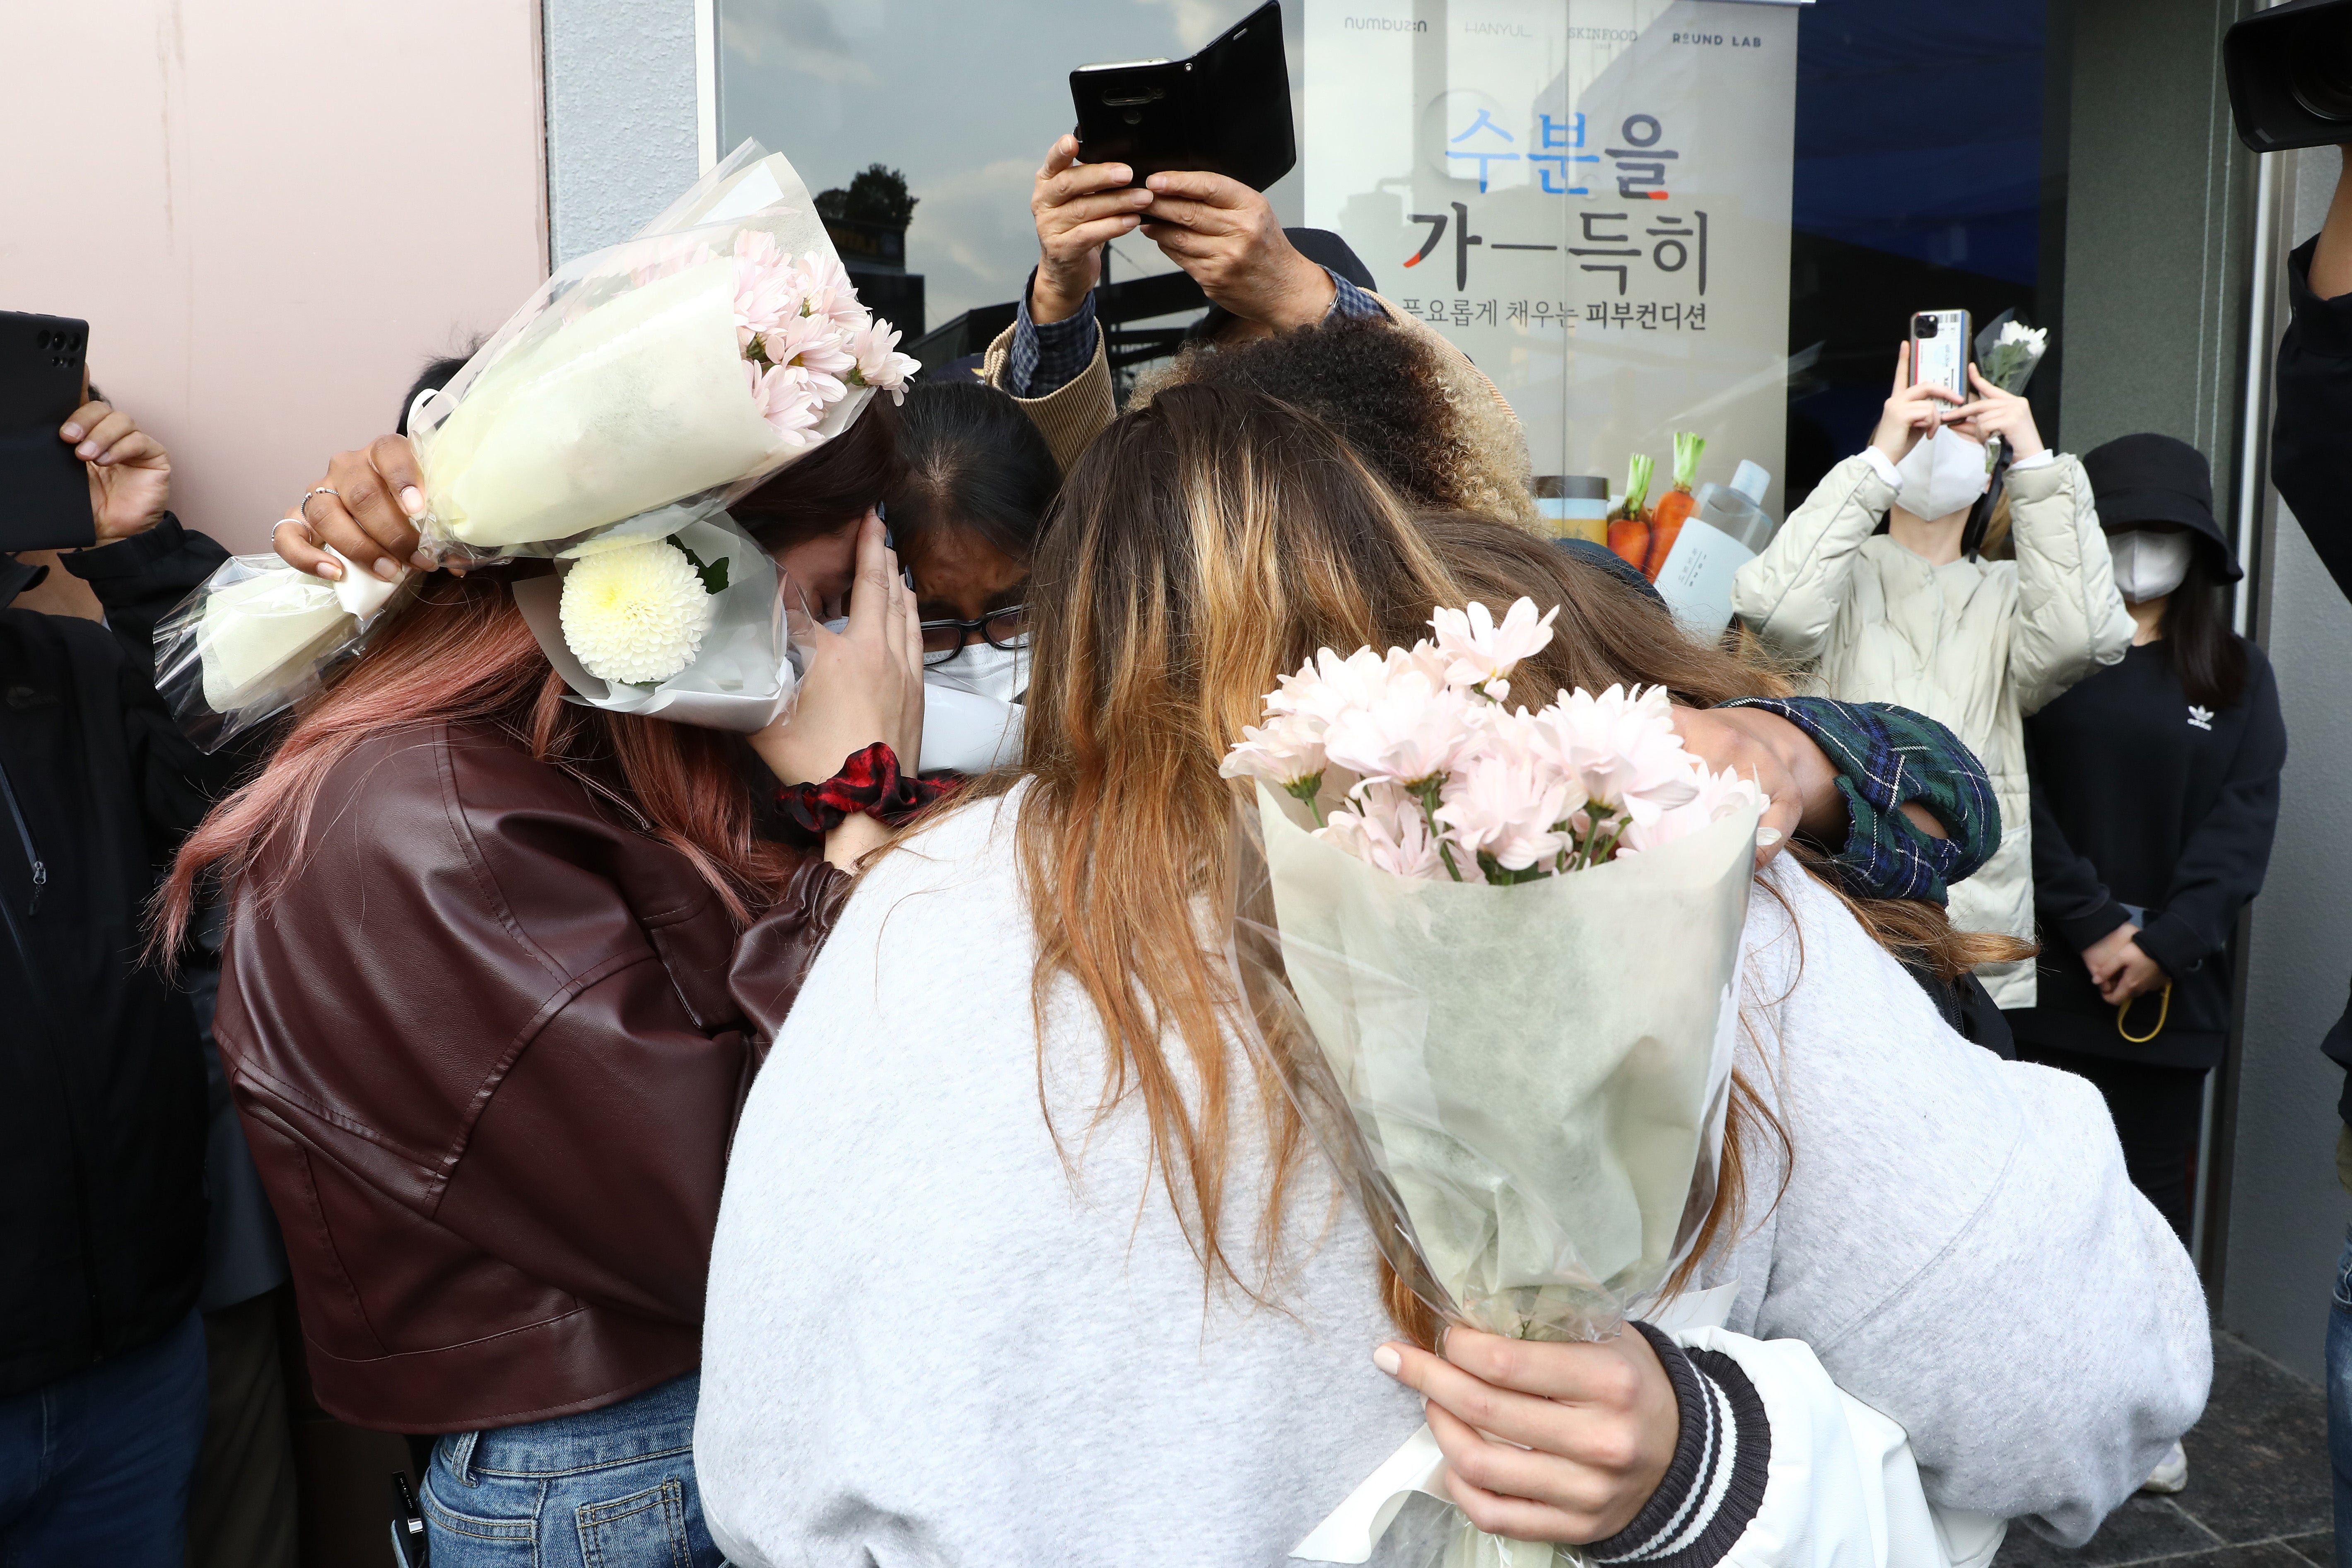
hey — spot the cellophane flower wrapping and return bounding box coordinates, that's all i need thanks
[157,140,911,749]
[1223,601,1759,1568]
[1973,309,2048,397]
[152,546,406,752]
[509,514,800,733]
[407,139,911,558]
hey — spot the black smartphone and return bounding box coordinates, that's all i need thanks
[1070,1,1295,192]
[0,311,94,553]
[388,1470,429,1566]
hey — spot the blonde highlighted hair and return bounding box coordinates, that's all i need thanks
[959,382,2017,1339]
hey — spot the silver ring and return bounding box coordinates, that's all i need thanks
[299,487,340,521]
[270,516,308,541]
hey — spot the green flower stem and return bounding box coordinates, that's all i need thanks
[1284,774,1328,829]
[1411,777,1466,883]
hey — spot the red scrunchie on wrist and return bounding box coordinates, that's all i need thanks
[778,742,958,836]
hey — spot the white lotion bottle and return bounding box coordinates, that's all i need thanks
[1653,460,1775,638]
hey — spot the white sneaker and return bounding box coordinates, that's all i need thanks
[2140,1440,2188,1494]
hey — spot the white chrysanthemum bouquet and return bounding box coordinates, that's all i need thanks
[158,141,912,747]
[1226,601,1765,1568]
[1975,312,2048,397]
[1222,597,1763,883]
[1968,308,2050,485]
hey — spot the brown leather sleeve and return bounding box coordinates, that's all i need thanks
[729,855,851,1064]
[217,726,840,1331]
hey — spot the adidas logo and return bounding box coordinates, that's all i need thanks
[2188,706,2214,731]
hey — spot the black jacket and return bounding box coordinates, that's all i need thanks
[2276,236,2352,601]
[2013,642,2285,1071]
[0,517,240,1397]
[2274,236,2352,1104]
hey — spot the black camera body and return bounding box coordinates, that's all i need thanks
[2226,0,2352,153]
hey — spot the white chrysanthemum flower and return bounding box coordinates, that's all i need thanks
[560,540,716,685]
[1429,597,1558,688]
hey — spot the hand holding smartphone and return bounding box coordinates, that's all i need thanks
[1908,309,1973,409]
[0,311,96,553]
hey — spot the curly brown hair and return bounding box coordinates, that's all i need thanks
[1141,315,1541,528]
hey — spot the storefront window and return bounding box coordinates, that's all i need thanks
[715,0,1307,369]
[717,1,2070,518]
[1785,0,2060,499]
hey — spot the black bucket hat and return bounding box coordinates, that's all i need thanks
[2079,433,2243,582]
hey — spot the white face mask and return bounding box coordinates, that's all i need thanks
[917,639,1029,774]
[1892,426,1992,523]
[924,639,1028,704]
[2107,529,2193,603]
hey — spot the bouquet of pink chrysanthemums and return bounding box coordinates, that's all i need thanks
[1223,597,1762,884]
[1226,600,1765,1568]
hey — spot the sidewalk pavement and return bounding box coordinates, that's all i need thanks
[1995,1332,2331,1568]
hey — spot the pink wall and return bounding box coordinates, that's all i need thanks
[0,0,548,554]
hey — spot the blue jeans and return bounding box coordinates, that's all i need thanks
[0,1309,209,1567]
[422,1372,725,1568]
[2330,1227,2352,1568]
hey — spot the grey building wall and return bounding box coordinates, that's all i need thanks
[543,0,700,265]
[2054,0,2257,465]
[2221,146,2352,1384]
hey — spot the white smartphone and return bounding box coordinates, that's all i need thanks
[1908,309,1972,407]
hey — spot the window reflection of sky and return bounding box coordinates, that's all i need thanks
[716,0,1305,326]
[1784,0,2056,492]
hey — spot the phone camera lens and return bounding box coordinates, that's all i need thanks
[1913,315,1939,338]
[35,331,52,350]
[1124,108,1142,124]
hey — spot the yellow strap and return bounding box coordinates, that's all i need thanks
[2117,984,2173,1044]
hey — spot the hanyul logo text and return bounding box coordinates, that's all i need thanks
[2188,705,2214,731]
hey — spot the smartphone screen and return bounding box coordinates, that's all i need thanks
[1909,309,1972,409]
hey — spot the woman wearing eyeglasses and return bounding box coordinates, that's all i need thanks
[886,381,1059,777]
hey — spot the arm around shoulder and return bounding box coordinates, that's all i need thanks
[1790,1054,2208,1544]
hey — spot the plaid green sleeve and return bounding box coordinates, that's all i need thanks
[1718,697,2000,905]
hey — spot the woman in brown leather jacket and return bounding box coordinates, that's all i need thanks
[157,411,925,1568]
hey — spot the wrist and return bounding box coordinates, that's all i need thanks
[776,741,958,840]
[1263,257,1337,331]
[1030,263,1092,326]
[823,813,893,871]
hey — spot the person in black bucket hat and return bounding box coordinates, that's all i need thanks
[2008,431,2287,1498]
[2080,433,2244,587]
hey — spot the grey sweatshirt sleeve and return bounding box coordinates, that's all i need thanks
[1734,868,2210,1547]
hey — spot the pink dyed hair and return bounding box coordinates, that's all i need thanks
[154,572,795,960]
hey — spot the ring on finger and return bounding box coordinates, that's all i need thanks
[299,486,341,521]
[270,516,308,543]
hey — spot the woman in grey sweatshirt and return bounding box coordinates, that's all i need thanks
[695,388,2207,1566]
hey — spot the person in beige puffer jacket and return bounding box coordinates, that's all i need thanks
[1733,344,2133,1006]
